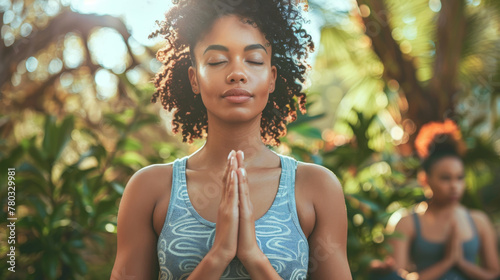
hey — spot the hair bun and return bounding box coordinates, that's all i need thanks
[415,119,466,159]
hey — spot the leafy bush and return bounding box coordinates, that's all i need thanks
[0,101,178,279]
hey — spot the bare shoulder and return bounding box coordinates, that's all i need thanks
[295,161,343,195]
[469,208,491,223]
[121,162,174,206]
[394,212,415,237]
[469,208,494,234]
[295,161,345,220]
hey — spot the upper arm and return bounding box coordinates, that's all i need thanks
[471,210,500,274]
[300,164,351,280]
[390,214,414,272]
[111,164,172,280]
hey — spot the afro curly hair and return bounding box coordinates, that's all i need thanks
[414,119,466,174]
[149,0,314,145]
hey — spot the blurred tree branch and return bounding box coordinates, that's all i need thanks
[429,0,466,119]
[355,0,467,129]
[0,8,153,118]
[356,0,435,128]
[0,9,138,87]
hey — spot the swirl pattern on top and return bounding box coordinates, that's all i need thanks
[157,154,309,280]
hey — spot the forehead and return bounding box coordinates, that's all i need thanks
[431,156,464,174]
[194,15,269,52]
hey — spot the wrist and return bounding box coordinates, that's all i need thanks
[239,250,282,280]
[456,257,467,269]
[207,247,234,268]
[239,248,266,268]
[443,257,456,268]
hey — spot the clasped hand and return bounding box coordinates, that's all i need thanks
[446,219,465,265]
[211,150,263,266]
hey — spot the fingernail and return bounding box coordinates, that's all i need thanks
[227,150,233,160]
[231,170,235,181]
[241,151,244,161]
[230,157,234,166]
[240,168,246,177]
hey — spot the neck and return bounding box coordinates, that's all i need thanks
[190,113,273,170]
[426,199,458,217]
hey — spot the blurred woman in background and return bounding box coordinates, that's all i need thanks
[387,119,500,280]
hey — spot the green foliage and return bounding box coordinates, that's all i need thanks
[0,102,170,279]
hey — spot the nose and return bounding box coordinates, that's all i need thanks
[226,63,247,84]
[450,180,463,193]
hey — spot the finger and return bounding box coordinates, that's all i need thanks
[222,150,235,185]
[237,167,253,216]
[223,156,236,202]
[229,170,239,206]
[236,150,245,168]
[221,155,235,206]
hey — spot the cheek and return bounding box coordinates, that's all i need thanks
[197,67,219,85]
[428,179,446,193]
[251,69,274,90]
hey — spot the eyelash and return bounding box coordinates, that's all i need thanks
[207,61,264,66]
[208,62,226,66]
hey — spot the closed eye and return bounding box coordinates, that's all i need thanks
[208,61,227,66]
[247,61,264,65]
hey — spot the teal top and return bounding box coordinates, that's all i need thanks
[410,212,480,280]
[157,154,309,280]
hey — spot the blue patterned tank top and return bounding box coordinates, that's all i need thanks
[157,153,309,280]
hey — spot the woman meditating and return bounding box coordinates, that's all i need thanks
[111,0,351,279]
[387,120,500,280]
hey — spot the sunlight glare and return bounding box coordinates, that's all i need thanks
[429,0,441,12]
[149,58,162,73]
[48,58,63,75]
[0,0,11,12]
[353,214,364,226]
[88,27,128,73]
[3,9,14,24]
[125,67,141,85]
[95,68,118,100]
[20,22,32,37]
[403,25,417,41]
[390,126,404,141]
[71,0,173,46]
[44,0,60,16]
[63,33,84,69]
[60,72,74,88]
[26,56,38,72]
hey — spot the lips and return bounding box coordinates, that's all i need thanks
[222,88,253,104]
[222,88,252,98]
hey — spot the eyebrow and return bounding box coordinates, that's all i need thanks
[203,44,268,54]
[244,44,268,54]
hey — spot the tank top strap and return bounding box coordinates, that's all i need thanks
[277,154,307,241]
[412,213,422,238]
[171,156,187,192]
[160,156,186,236]
[277,153,297,194]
